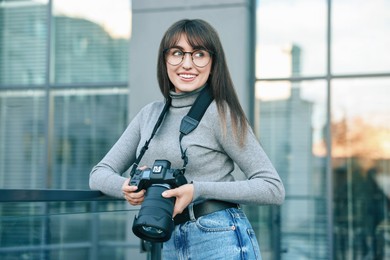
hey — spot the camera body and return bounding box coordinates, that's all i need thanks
[130,159,187,191]
[130,159,187,242]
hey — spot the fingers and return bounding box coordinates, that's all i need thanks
[162,184,194,200]
[122,178,145,206]
[161,189,174,198]
[122,178,194,214]
[162,184,194,217]
[125,191,145,206]
[124,188,145,206]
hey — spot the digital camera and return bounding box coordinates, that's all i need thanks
[130,160,187,242]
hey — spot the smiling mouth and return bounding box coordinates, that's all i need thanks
[179,74,196,79]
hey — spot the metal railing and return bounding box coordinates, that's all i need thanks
[0,189,161,260]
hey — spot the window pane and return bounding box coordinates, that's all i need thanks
[0,90,46,189]
[332,0,390,74]
[257,0,327,78]
[331,78,390,259]
[52,0,131,84]
[50,88,128,189]
[0,203,143,259]
[255,80,328,259]
[0,0,48,85]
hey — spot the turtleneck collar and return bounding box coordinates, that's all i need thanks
[169,84,207,108]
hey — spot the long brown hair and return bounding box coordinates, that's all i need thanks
[157,19,248,146]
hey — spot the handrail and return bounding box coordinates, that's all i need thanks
[0,189,114,202]
[0,189,161,260]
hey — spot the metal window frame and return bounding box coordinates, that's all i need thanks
[254,0,390,259]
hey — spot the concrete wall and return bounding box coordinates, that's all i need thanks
[128,0,255,121]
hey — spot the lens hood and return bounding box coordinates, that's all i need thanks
[132,184,175,242]
[132,214,174,242]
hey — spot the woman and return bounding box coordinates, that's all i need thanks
[90,19,284,259]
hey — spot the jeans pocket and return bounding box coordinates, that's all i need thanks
[196,210,235,232]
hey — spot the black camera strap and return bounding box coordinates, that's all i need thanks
[129,86,213,177]
[130,98,171,177]
[179,86,213,170]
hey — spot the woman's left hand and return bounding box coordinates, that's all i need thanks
[162,183,194,217]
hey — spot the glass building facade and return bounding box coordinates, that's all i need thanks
[0,0,138,259]
[255,0,390,259]
[1,0,389,259]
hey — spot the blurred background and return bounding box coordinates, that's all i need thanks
[0,0,389,259]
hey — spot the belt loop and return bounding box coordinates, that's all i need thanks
[188,203,196,221]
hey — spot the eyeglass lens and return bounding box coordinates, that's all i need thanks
[165,48,211,67]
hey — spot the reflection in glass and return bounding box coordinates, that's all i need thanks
[256,0,326,78]
[0,204,140,259]
[332,0,390,74]
[50,88,128,189]
[0,0,133,259]
[255,80,328,259]
[331,78,390,259]
[0,90,45,189]
[52,0,131,84]
[0,0,48,85]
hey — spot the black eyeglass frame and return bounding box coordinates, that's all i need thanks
[163,48,214,68]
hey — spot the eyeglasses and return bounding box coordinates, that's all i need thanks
[164,48,212,68]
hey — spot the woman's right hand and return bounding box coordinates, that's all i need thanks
[122,178,145,206]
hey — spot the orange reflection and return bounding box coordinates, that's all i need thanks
[332,117,390,160]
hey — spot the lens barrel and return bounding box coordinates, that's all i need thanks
[132,184,175,242]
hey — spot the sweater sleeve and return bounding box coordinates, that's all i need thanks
[192,108,285,206]
[89,120,140,198]
[89,104,148,198]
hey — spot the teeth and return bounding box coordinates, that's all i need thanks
[180,74,196,79]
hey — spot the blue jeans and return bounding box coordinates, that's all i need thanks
[162,207,262,260]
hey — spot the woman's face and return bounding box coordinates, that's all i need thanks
[166,34,212,93]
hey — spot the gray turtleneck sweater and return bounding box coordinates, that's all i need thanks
[89,88,285,206]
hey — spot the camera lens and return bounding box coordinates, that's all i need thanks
[142,226,163,235]
[132,184,175,242]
